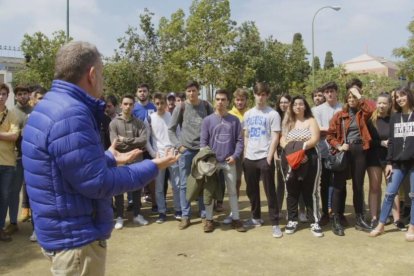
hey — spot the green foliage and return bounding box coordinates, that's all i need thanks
[13,30,69,89]
[393,19,414,82]
[313,56,321,71]
[103,58,140,98]
[323,51,334,69]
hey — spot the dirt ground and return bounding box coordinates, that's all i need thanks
[0,181,413,276]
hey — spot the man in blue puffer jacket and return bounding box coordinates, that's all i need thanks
[22,41,178,275]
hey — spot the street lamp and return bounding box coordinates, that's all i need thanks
[312,5,341,89]
[66,0,70,41]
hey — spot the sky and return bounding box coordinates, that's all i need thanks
[0,0,413,64]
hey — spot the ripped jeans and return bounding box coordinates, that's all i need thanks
[379,165,414,225]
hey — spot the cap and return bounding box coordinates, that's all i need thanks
[167,92,176,99]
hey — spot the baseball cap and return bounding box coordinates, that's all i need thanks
[167,92,176,99]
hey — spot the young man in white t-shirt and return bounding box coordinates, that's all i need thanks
[148,93,181,223]
[243,82,283,238]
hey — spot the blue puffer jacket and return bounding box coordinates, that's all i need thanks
[22,80,158,251]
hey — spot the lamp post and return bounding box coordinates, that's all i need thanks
[312,5,341,89]
[66,0,70,41]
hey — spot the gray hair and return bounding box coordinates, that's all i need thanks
[54,41,101,84]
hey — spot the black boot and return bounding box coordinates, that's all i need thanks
[355,214,373,232]
[332,214,345,236]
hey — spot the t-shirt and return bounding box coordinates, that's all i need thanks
[243,106,281,160]
[150,112,173,155]
[132,102,157,125]
[313,102,342,158]
[0,108,19,166]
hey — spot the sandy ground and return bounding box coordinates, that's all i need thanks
[0,182,413,276]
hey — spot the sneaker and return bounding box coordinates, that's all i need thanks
[231,219,247,232]
[244,218,264,228]
[174,211,182,220]
[394,220,407,231]
[0,229,11,242]
[223,214,233,224]
[204,220,215,233]
[21,208,31,222]
[310,223,324,237]
[29,231,37,242]
[179,217,191,230]
[272,225,283,238]
[4,223,18,235]
[133,214,149,226]
[285,221,298,234]
[114,217,124,230]
[299,211,308,223]
[156,213,167,224]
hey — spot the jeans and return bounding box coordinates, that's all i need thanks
[9,159,24,224]
[155,162,181,214]
[205,162,239,220]
[379,166,414,225]
[0,165,15,229]
[178,149,204,218]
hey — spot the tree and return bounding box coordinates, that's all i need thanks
[222,21,262,92]
[103,59,141,98]
[157,9,189,92]
[324,51,334,69]
[287,33,311,90]
[113,8,160,90]
[13,31,69,89]
[185,0,236,99]
[313,56,321,71]
[393,19,414,82]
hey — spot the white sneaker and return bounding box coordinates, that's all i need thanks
[223,213,233,224]
[272,225,283,238]
[310,223,324,237]
[134,214,149,226]
[29,231,37,242]
[285,221,298,234]
[299,211,308,223]
[114,217,124,230]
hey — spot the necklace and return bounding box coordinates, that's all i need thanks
[400,111,413,150]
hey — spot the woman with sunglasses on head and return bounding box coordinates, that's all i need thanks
[275,94,292,220]
[327,87,374,236]
[279,96,323,237]
[366,92,406,230]
[370,87,414,241]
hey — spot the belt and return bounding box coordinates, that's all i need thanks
[348,139,363,144]
[43,240,107,256]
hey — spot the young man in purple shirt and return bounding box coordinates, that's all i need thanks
[200,89,245,233]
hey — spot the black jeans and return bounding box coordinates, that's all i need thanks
[243,158,279,225]
[286,149,321,223]
[332,144,366,215]
[115,189,142,217]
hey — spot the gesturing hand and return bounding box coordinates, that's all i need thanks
[108,139,142,166]
[152,148,180,170]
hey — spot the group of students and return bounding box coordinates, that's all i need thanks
[0,84,46,242]
[100,78,414,241]
[1,76,413,242]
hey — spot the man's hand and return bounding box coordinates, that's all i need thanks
[381,140,388,148]
[226,156,236,165]
[385,164,393,179]
[152,148,180,170]
[339,143,349,151]
[108,139,142,166]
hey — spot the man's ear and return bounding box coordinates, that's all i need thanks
[88,66,97,86]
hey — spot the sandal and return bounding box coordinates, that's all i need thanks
[405,232,414,242]
[368,228,384,237]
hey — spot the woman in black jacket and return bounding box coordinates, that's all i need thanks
[370,87,414,241]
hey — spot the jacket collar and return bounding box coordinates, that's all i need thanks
[51,79,105,125]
